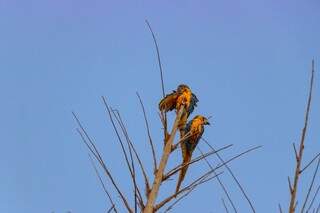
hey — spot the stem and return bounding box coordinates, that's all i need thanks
[143,107,184,213]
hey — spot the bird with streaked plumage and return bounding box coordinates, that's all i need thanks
[158,84,198,136]
[175,115,210,194]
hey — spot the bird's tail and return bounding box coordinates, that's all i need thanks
[175,153,191,195]
[178,113,188,132]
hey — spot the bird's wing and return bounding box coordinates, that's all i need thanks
[158,90,178,112]
[187,93,199,116]
[191,127,204,152]
[185,123,204,153]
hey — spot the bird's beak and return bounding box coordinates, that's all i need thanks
[205,120,210,125]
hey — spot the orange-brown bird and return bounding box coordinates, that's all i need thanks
[158,84,198,135]
[175,115,210,193]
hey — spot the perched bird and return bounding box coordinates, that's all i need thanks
[175,115,210,193]
[158,84,198,134]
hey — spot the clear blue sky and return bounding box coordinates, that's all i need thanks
[1,0,320,212]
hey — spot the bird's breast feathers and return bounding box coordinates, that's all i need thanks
[176,90,192,110]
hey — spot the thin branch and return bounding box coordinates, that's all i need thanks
[163,172,222,213]
[73,113,132,212]
[170,132,192,152]
[307,184,320,212]
[107,205,116,213]
[279,204,283,213]
[101,97,144,209]
[163,144,233,181]
[288,177,293,194]
[289,60,315,213]
[163,171,226,213]
[155,171,224,211]
[316,202,320,213]
[202,137,257,213]
[301,156,320,213]
[88,154,118,213]
[198,147,237,213]
[111,109,141,212]
[112,109,151,198]
[73,112,104,165]
[222,198,230,213]
[136,92,157,173]
[163,185,197,212]
[145,19,168,140]
[145,19,165,98]
[156,145,261,211]
[76,131,128,211]
[301,153,320,174]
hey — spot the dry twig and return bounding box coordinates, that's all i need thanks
[301,156,320,212]
[136,92,158,174]
[101,97,144,209]
[112,109,151,197]
[198,147,237,213]
[288,60,315,213]
[202,138,256,213]
[73,113,133,212]
[88,154,118,213]
[222,198,230,213]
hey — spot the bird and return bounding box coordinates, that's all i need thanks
[158,84,198,136]
[175,115,210,194]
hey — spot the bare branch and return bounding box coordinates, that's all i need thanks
[163,144,233,181]
[163,171,223,213]
[301,153,320,174]
[301,156,320,212]
[198,147,237,213]
[279,204,283,213]
[145,19,165,98]
[101,97,144,209]
[136,92,157,173]
[155,171,224,211]
[307,184,320,212]
[111,109,141,212]
[222,198,230,213]
[202,137,257,213]
[107,205,116,213]
[156,145,261,211]
[145,19,168,140]
[288,177,293,194]
[88,154,118,213]
[144,106,185,213]
[170,132,192,152]
[73,113,133,212]
[316,202,320,213]
[112,110,151,198]
[289,60,315,213]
